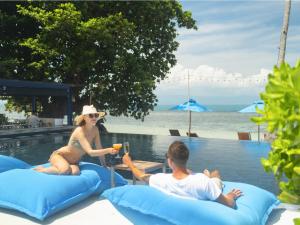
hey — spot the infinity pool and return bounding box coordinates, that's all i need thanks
[0,132,278,194]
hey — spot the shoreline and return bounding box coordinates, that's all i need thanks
[105,124,264,141]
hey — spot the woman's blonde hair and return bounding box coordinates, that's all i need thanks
[74,115,86,126]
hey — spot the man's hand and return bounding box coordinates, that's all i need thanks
[217,189,242,208]
[122,153,133,166]
[122,153,151,183]
[227,189,242,200]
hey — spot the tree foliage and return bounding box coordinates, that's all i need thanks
[253,62,300,204]
[0,1,196,119]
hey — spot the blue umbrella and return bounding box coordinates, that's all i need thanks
[170,99,210,136]
[239,100,264,113]
[239,100,264,142]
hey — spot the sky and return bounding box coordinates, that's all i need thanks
[155,0,300,105]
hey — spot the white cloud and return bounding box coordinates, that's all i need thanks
[160,64,270,89]
[155,64,270,105]
[155,1,300,105]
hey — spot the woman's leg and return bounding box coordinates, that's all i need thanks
[35,154,72,175]
[70,165,80,175]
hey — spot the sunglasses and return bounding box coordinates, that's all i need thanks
[88,113,99,119]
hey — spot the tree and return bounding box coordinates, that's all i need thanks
[0,1,39,79]
[277,0,291,66]
[1,1,196,119]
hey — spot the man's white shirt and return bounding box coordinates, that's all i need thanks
[149,173,222,201]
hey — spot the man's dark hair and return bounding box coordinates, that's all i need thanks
[167,141,189,167]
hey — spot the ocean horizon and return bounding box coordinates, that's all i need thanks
[155,104,247,112]
[1,100,262,141]
[1,100,248,118]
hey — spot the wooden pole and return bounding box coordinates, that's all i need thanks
[188,71,191,136]
[258,124,260,143]
[189,111,191,136]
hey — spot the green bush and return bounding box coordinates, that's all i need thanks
[253,61,300,204]
[0,114,8,125]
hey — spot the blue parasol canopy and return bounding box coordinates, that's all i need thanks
[170,99,210,136]
[170,99,210,112]
[239,100,264,142]
[239,100,264,113]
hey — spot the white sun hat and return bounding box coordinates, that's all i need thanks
[74,105,105,125]
[81,105,105,117]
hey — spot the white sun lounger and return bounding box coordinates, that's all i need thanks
[0,196,299,225]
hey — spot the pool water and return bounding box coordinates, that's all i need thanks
[0,132,279,194]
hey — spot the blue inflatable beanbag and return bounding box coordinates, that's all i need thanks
[34,162,128,193]
[0,155,128,220]
[0,168,101,220]
[79,162,128,192]
[0,155,31,172]
[103,182,280,225]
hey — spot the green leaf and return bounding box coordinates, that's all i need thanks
[291,68,300,91]
[263,93,284,99]
[288,149,300,156]
[284,162,294,177]
[251,116,264,124]
[294,218,300,225]
[261,158,271,170]
[294,166,300,175]
[278,190,300,204]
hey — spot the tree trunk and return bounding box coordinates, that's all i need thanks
[278,0,291,67]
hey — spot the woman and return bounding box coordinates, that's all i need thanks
[35,105,118,175]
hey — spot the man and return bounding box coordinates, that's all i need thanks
[122,141,242,208]
[27,112,41,128]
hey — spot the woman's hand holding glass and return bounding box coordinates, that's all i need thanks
[107,146,119,155]
[112,143,122,158]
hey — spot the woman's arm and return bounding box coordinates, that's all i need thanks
[76,128,117,157]
[94,128,107,166]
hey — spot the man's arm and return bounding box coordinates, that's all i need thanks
[122,153,151,183]
[216,189,242,208]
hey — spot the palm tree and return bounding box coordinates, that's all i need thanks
[277,0,292,66]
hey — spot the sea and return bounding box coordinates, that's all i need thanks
[104,104,265,141]
[0,101,265,140]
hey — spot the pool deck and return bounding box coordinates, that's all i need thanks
[0,126,74,138]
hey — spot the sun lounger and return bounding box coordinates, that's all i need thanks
[238,132,251,140]
[186,132,198,137]
[169,129,181,136]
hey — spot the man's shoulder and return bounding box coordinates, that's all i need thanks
[149,173,170,183]
[151,173,170,179]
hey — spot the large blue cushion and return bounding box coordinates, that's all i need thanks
[0,168,101,220]
[79,162,128,192]
[0,155,127,220]
[102,182,280,225]
[0,155,31,172]
[32,162,128,193]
